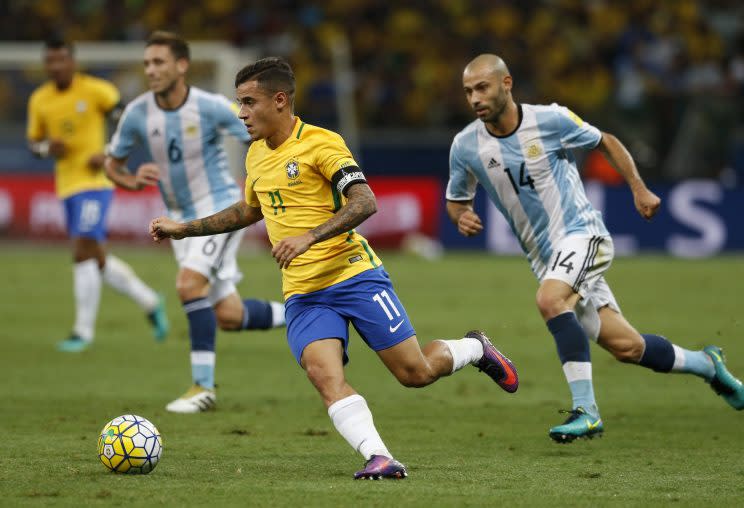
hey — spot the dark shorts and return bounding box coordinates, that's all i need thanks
[285,267,415,365]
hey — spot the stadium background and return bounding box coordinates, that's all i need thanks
[1,0,743,255]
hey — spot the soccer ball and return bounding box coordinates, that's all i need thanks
[97,414,163,474]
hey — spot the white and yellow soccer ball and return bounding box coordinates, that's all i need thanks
[97,414,163,474]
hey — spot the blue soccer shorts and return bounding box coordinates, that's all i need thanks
[63,189,113,241]
[284,267,416,366]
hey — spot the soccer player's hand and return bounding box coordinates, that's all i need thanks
[135,163,161,188]
[87,153,105,169]
[457,210,483,236]
[149,216,185,242]
[272,233,314,269]
[48,139,67,158]
[633,187,661,220]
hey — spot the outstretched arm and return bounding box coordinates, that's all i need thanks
[105,156,161,191]
[271,183,377,269]
[446,200,483,237]
[149,201,263,242]
[597,132,660,220]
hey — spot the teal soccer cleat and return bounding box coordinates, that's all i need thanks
[549,407,604,443]
[57,335,90,353]
[147,295,170,342]
[703,346,744,410]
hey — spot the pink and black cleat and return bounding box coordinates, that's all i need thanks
[467,330,519,393]
[354,455,408,480]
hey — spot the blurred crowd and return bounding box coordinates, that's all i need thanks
[2,0,743,180]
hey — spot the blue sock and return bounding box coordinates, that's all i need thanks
[641,333,714,380]
[184,298,217,389]
[241,299,274,330]
[639,334,675,372]
[547,312,598,415]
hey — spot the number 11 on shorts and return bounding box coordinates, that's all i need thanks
[372,290,401,321]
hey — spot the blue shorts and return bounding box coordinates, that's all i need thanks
[285,267,416,366]
[63,189,113,241]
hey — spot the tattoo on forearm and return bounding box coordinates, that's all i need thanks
[184,202,257,237]
[309,185,376,243]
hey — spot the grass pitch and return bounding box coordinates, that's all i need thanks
[1,243,743,507]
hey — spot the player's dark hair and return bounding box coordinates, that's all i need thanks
[234,57,295,102]
[146,30,190,61]
[44,37,74,54]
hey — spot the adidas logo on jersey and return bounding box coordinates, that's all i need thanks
[151,128,161,137]
[488,158,500,169]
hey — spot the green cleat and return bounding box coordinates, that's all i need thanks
[57,335,90,353]
[549,407,604,443]
[147,295,170,342]
[703,346,744,410]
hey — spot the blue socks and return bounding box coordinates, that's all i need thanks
[547,312,598,416]
[184,297,216,389]
[640,334,714,380]
[241,299,275,330]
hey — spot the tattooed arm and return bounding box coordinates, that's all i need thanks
[271,183,377,269]
[149,201,263,242]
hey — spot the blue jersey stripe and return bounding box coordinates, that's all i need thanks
[164,112,196,219]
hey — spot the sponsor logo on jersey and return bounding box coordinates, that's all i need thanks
[285,159,300,179]
[487,158,501,169]
[348,255,363,264]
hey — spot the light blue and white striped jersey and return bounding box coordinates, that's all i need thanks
[447,103,609,278]
[109,86,250,221]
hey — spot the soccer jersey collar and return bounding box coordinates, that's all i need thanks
[483,103,523,139]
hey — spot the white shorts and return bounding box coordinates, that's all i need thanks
[170,229,245,305]
[542,235,621,341]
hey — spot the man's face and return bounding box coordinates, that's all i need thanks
[462,67,511,123]
[236,80,281,141]
[143,44,186,95]
[44,47,74,87]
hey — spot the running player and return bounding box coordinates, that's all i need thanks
[148,56,519,478]
[446,54,744,443]
[27,38,168,352]
[105,32,285,413]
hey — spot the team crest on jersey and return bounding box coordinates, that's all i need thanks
[185,124,199,137]
[526,144,543,159]
[76,100,87,113]
[285,159,300,180]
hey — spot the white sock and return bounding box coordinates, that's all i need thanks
[73,259,102,342]
[103,255,159,312]
[328,394,391,460]
[270,301,286,327]
[439,338,484,373]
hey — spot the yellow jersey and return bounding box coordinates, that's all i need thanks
[245,118,380,299]
[27,73,118,198]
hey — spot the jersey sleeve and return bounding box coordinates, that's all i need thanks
[244,149,261,208]
[316,132,365,197]
[94,79,121,113]
[26,92,45,141]
[108,102,142,159]
[445,137,478,201]
[554,104,602,150]
[214,96,250,143]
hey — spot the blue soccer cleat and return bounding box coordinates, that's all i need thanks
[57,334,90,353]
[549,407,604,443]
[147,294,170,342]
[466,330,519,393]
[354,455,408,480]
[704,346,744,410]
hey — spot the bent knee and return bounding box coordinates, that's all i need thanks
[394,366,436,388]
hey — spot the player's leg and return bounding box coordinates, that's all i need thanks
[539,235,612,442]
[597,306,744,410]
[58,191,108,352]
[101,254,168,341]
[286,290,405,479]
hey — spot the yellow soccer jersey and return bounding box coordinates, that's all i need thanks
[245,118,380,298]
[27,73,118,198]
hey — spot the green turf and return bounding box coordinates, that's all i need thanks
[1,244,743,507]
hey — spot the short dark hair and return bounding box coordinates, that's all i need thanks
[44,37,73,54]
[234,57,295,100]
[146,30,190,61]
